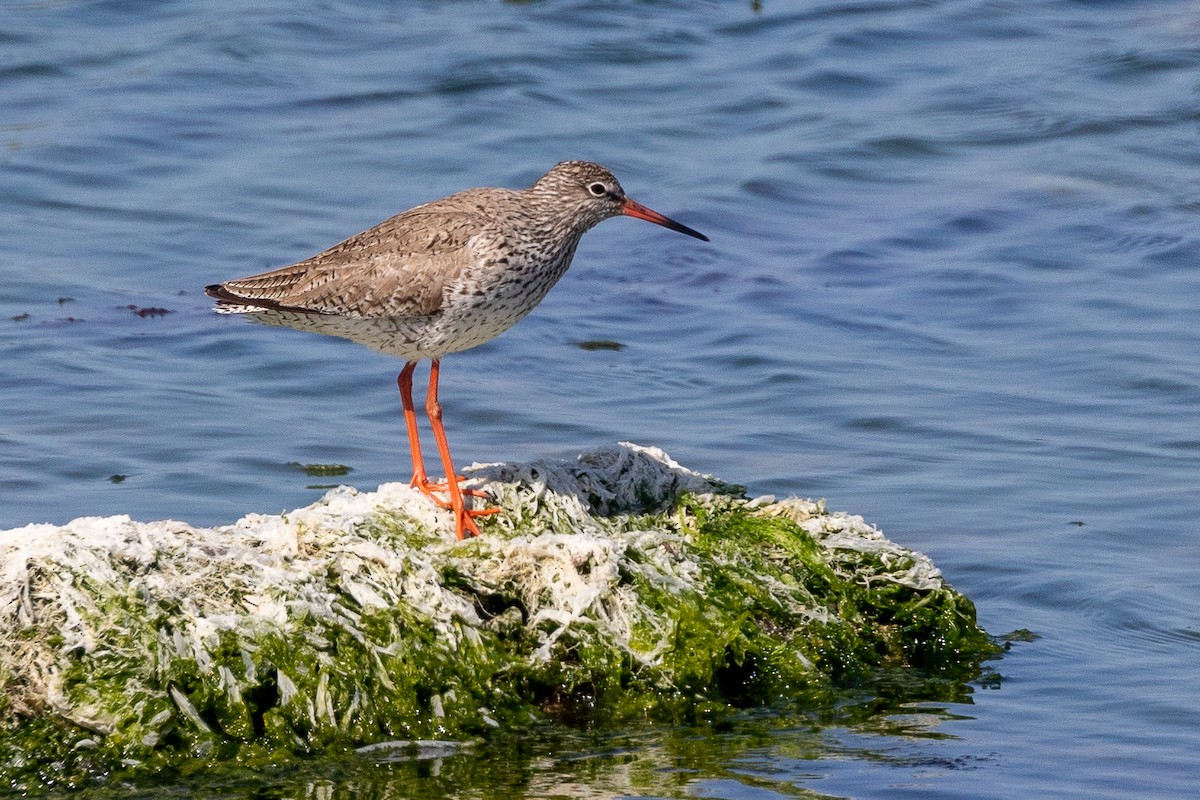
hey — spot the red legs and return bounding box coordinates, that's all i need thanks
[399,359,491,503]
[425,359,501,538]
[398,361,431,491]
[397,359,499,539]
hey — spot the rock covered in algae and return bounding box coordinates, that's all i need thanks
[0,443,995,788]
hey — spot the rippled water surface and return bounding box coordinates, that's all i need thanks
[3,1,1199,797]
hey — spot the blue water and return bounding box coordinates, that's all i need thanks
[3,0,1199,797]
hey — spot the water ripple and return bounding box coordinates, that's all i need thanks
[3,1,1200,796]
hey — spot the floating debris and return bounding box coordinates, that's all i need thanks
[288,462,353,477]
[577,339,626,351]
[124,305,174,318]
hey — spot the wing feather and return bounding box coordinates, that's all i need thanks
[207,208,490,318]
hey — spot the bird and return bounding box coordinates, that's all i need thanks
[206,161,709,540]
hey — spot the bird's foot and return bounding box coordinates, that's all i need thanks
[410,474,491,508]
[453,504,503,539]
[410,473,501,538]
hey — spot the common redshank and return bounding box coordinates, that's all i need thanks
[206,161,708,539]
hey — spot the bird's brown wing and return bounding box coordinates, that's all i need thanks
[208,209,490,318]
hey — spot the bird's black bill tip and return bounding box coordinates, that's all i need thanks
[663,218,710,242]
[622,199,710,242]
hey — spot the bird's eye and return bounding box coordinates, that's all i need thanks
[587,182,608,197]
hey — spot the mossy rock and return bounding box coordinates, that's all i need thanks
[0,444,997,790]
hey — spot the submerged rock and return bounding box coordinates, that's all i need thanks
[0,443,996,789]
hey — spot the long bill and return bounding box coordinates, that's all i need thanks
[622,198,710,242]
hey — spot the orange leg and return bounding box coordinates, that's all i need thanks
[398,361,432,491]
[424,359,500,538]
[398,359,499,537]
[399,361,457,509]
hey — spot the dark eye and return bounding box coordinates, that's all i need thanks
[587,182,608,197]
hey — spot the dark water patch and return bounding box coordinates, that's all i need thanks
[1161,439,1200,452]
[0,28,31,45]
[274,16,346,39]
[8,190,213,227]
[811,248,891,286]
[809,159,923,185]
[830,25,944,51]
[872,209,1020,258]
[680,268,737,290]
[799,310,965,356]
[0,61,65,81]
[990,244,1080,273]
[786,68,889,98]
[940,104,1197,147]
[943,211,1010,235]
[576,32,705,65]
[1142,239,1200,269]
[844,415,908,433]
[713,94,790,117]
[879,234,951,253]
[862,135,949,159]
[1090,47,1200,82]
[720,0,914,36]
[428,61,535,95]
[918,267,1023,303]
[1117,376,1200,405]
[1054,222,1185,258]
[715,11,820,38]
[295,87,423,110]
[1113,617,1200,654]
[740,176,822,205]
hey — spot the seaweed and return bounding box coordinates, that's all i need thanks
[0,444,998,790]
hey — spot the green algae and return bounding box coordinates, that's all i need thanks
[0,444,998,791]
[287,462,352,478]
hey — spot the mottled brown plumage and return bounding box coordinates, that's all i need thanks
[206,161,708,539]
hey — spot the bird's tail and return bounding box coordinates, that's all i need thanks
[204,283,276,314]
